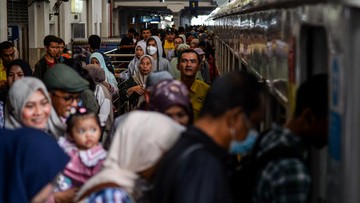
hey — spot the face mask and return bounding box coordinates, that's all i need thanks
[229,129,259,155]
[147,46,157,55]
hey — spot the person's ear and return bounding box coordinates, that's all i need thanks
[301,108,315,125]
[224,107,242,128]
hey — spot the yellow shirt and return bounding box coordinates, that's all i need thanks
[163,40,175,57]
[0,59,6,82]
[189,80,210,120]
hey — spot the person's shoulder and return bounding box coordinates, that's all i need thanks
[35,57,46,66]
[193,80,210,90]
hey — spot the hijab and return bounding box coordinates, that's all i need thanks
[83,64,106,85]
[6,59,33,77]
[5,77,65,139]
[149,79,192,117]
[76,111,185,201]
[0,127,69,202]
[90,52,118,90]
[133,55,154,86]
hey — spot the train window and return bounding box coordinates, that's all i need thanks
[300,25,328,80]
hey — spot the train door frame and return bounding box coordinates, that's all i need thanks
[299,24,329,203]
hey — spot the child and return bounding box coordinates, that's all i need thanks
[55,108,107,191]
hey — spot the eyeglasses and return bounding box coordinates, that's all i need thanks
[51,91,80,104]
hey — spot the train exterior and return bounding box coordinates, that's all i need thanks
[209,0,360,202]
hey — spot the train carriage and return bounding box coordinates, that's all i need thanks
[209,0,360,202]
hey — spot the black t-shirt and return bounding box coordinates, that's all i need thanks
[118,37,135,54]
[152,126,233,203]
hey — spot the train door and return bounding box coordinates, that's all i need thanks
[327,6,360,203]
[299,24,328,203]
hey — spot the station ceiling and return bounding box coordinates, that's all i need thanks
[114,0,219,16]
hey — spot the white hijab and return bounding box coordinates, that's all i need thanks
[5,77,65,139]
[76,111,185,200]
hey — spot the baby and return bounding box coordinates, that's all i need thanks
[56,108,107,191]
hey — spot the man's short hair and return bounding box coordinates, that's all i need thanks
[128,28,136,34]
[177,49,200,65]
[43,35,60,47]
[199,70,265,118]
[0,41,14,54]
[141,28,150,33]
[294,74,328,118]
[58,38,65,45]
[88,35,101,50]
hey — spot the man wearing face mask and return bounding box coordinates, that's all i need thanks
[146,36,170,72]
[151,70,265,203]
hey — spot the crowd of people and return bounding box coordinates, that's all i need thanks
[0,25,328,203]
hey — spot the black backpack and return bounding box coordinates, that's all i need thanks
[230,131,305,203]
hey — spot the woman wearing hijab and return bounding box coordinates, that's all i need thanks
[149,79,193,126]
[84,64,114,146]
[0,127,69,203]
[90,52,119,95]
[120,55,154,113]
[4,77,65,139]
[75,111,184,202]
[120,41,146,81]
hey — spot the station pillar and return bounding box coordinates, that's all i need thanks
[167,4,184,27]
[0,0,7,42]
[28,1,50,68]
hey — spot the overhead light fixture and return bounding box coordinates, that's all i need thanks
[71,0,83,14]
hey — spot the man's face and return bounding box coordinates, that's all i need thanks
[142,30,151,40]
[50,90,80,118]
[46,42,60,58]
[166,33,175,41]
[58,43,65,57]
[174,38,183,49]
[178,52,199,78]
[128,32,135,38]
[1,47,15,66]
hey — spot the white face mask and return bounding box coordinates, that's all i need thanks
[147,46,157,55]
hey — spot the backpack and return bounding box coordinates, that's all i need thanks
[230,131,305,203]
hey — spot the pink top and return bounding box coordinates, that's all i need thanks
[58,137,107,186]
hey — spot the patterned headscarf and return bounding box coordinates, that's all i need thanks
[149,79,192,117]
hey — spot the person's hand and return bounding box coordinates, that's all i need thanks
[128,85,144,96]
[54,188,79,203]
[0,80,7,89]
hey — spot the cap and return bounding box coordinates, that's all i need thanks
[43,63,89,93]
[177,43,190,51]
[166,28,175,34]
[193,48,205,55]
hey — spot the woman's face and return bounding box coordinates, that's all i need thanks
[135,46,145,58]
[22,90,51,130]
[91,58,100,67]
[7,65,25,87]
[164,105,190,126]
[139,57,152,75]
